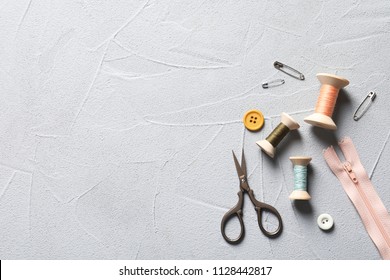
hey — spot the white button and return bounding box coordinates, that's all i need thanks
[317,213,334,230]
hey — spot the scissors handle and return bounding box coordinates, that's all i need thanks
[248,189,283,238]
[221,190,245,244]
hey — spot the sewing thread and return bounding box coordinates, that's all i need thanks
[289,156,311,200]
[315,84,339,117]
[266,123,290,147]
[293,165,308,191]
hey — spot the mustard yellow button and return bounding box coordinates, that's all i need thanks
[243,109,264,131]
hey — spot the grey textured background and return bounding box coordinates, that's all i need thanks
[0,0,390,260]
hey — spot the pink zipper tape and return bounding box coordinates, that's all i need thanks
[323,137,390,259]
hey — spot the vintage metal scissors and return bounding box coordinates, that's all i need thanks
[221,150,283,244]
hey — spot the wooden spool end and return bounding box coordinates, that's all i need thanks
[256,139,275,158]
[289,156,312,166]
[289,190,311,200]
[281,112,300,130]
[304,113,337,130]
[316,73,349,89]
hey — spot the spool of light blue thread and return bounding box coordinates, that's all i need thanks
[289,156,312,200]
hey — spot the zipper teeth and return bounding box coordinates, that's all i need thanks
[353,176,390,248]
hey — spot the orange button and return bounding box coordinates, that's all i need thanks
[243,109,264,131]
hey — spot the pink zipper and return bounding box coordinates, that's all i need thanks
[324,137,390,259]
[343,161,390,249]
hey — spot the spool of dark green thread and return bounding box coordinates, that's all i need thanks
[256,112,300,158]
[266,123,290,147]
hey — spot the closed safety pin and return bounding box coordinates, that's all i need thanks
[353,91,376,121]
[274,61,305,80]
[262,78,285,89]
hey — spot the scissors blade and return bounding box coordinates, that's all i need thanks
[232,151,245,178]
[241,149,247,177]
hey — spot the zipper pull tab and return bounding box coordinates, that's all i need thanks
[343,162,358,183]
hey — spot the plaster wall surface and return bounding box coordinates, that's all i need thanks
[0,0,389,259]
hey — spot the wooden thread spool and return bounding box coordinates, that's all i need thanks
[304,73,349,130]
[289,156,312,200]
[256,112,300,158]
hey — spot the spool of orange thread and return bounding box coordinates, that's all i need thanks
[304,73,349,130]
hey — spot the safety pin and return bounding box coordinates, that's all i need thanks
[262,79,285,89]
[353,91,376,121]
[274,61,305,80]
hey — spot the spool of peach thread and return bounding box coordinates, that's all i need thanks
[304,73,349,130]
